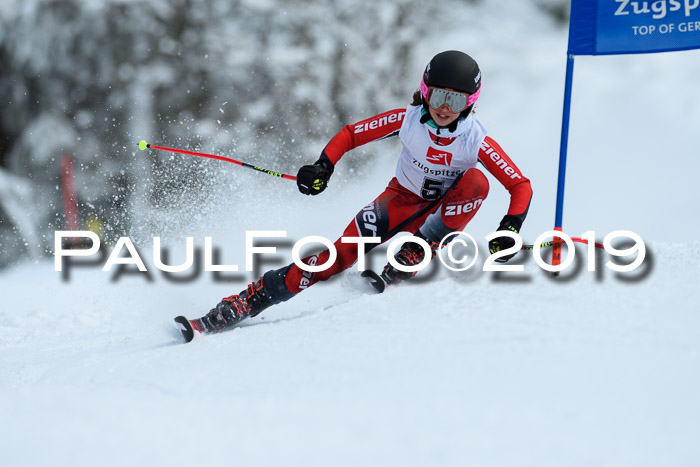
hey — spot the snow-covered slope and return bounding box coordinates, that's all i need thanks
[1,239,699,467]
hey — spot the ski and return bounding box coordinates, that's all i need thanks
[174,315,247,342]
[173,315,213,343]
[175,271,388,343]
[361,269,387,293]
[174,316,195,342]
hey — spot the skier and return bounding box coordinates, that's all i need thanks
[190,50,532,335]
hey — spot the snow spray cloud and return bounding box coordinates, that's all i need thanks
[54,229,648,283]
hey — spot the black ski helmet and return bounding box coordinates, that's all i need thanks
[420,50,482,126]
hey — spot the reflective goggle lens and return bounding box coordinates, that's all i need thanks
[428,88,469,113]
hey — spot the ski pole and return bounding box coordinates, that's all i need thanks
[138,140,297,181]
[522,237,604,250]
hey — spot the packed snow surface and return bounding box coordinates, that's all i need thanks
[1,240,699,466]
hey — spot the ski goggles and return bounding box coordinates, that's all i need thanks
[420,78,480,113]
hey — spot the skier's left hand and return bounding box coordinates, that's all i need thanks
[488,215,523,263]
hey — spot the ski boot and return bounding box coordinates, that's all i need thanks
[176,266,294,342]
[197,276,274,334]
[363,233,440,293]
[381,236,439,285]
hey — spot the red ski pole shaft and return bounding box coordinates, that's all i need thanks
[138,140,297,181]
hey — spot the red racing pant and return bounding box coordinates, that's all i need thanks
[284,168,489,294]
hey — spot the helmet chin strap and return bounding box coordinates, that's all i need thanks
[419,106,467,133]
[419,106,437,127]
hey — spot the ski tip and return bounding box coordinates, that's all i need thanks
[361,269,386,293]
[174,315,195,343]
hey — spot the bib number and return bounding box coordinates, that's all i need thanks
[420,177,444,200]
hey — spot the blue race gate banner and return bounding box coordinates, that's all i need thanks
[552,0,700,266]
[569,0,700,55]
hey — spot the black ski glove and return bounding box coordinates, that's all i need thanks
[488,215,523,263]
[297,154,334,195]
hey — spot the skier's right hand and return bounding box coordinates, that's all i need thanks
[297,154,334,195]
